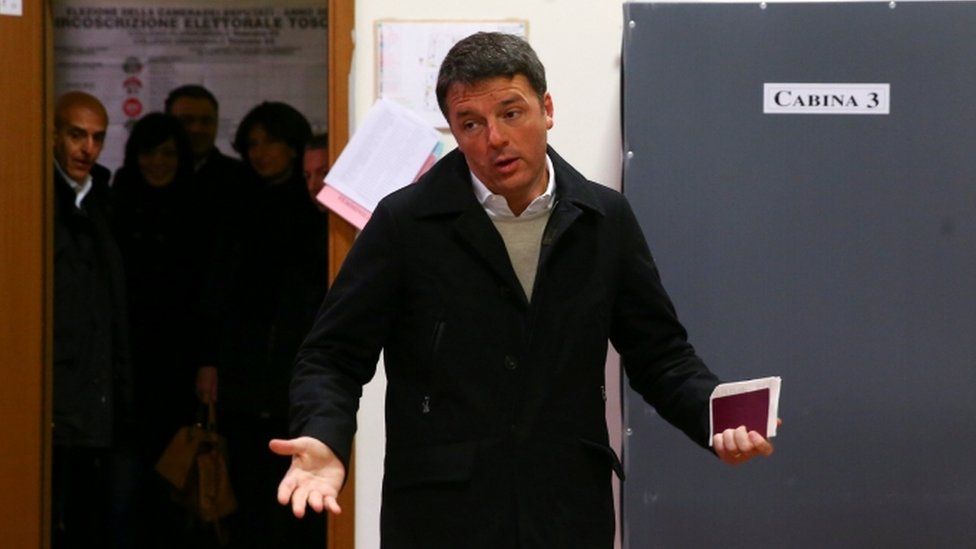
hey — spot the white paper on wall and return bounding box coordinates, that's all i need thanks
[376,20,528,128]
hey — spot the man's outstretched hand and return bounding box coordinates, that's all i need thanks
[270,436,346,518]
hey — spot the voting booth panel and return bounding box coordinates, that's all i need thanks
[621,3,976,547]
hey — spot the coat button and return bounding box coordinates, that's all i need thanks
[504,356,518,370]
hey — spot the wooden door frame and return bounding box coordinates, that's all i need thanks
[0,1,51,547]
[326,2,357,548]
[0,1,356,547]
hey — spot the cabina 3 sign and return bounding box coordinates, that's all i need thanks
[764,83,890,115]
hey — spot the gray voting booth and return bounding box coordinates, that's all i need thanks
[620,2,976,547]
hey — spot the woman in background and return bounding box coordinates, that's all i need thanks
[111,112,206,546]
[206,101,328,548]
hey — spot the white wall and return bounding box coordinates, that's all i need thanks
[351,1,628,547]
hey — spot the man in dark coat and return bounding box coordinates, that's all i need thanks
[164,84,246,404]
[52,91,135,547]
[272,33,777,548]
[164,84,243,190]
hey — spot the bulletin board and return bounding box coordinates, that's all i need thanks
[375,19,527,128]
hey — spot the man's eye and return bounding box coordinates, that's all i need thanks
[504,110,521,119]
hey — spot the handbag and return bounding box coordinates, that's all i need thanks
[155,402,238,524]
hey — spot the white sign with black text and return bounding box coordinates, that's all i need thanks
[764,83,890,115]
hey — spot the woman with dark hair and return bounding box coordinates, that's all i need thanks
[208,102,328,547]
[118,112,195,189]
[232,101,311,185]
[111,112,208,546]
[112,112,199,446]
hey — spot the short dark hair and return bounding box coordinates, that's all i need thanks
[306,133,329,152]
[232,101,312,178]
[435,32,547,117]
[165,84,219,113]
[120,112,194,183]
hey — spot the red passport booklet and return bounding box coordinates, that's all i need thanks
[709,377,781,445]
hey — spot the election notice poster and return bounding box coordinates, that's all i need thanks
[376,20,527,128]
[53,0,328,172]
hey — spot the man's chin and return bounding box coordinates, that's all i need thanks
[192,144,212,158]
[68,166,92,181]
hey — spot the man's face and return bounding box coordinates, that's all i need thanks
[445,74,553,215]
[303,147,329,212]
[54,105,107,183]
[169,96,218,160]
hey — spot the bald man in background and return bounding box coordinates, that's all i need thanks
[52,92,135,547]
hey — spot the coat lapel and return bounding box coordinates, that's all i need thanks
[413,149,525,299]
[411,146,606,305]
[536,147,605,273]
[452,209,525,300]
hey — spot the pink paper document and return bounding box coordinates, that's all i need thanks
[318,185,373,230]
[316,98,441,229]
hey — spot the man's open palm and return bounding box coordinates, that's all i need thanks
[270,436,346,518]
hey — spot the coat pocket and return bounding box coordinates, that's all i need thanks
[579,437,625,481]
[383,440,478,490]
[419,319,446,415]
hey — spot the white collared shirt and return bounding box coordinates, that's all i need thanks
[55,161,94,209]
[470,154,556,220]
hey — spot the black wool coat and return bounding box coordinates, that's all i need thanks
[292,147,720,548]
[53,167,133,448]
[110,169,205,456]
[208,172,329,418]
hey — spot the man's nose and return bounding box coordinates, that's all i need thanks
[80,137,96,156]
[486,120,508,148]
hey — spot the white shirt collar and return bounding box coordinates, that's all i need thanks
[55,160,94,209]
[471,154,556,220]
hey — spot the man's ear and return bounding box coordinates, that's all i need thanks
[543,92,554,130]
